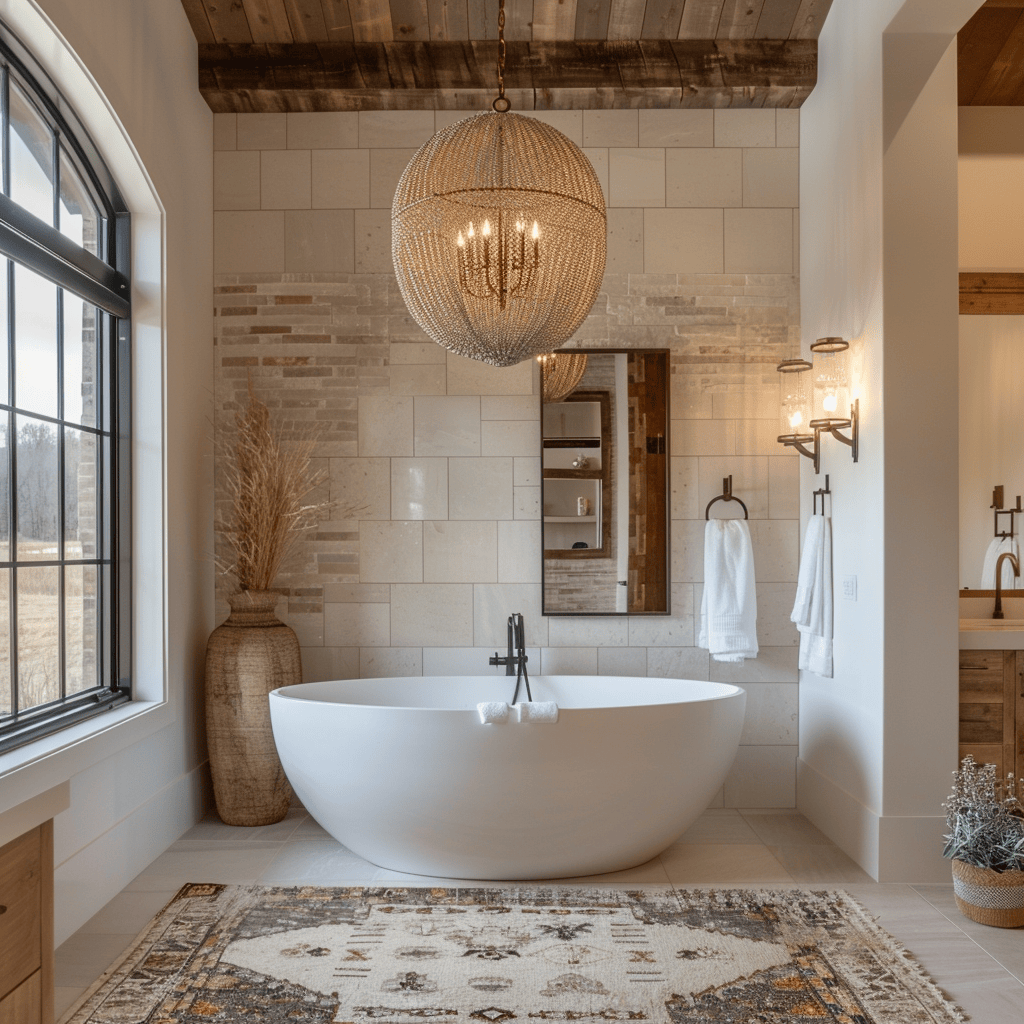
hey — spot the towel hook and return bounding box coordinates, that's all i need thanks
[813,475,831,516]
[705,475,749,520]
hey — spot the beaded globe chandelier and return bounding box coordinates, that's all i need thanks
[391,0,606,368]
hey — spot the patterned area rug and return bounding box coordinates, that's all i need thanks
[61,885,966,1023]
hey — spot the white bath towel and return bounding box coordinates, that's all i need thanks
[516,701,558,723]
[697,519,758,662]
[791,513,833,678]
[980,535,1020,591]
[477,701,510,725]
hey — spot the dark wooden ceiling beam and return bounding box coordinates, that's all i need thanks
[197,38,816,110]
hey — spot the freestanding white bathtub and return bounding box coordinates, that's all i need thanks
[269,675,745,880]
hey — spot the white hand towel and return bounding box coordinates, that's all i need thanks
[697,519,758,662]
[791,513,833,678]
[516,701,558,723]
[477,701,509,725]
[980,535,1020,591]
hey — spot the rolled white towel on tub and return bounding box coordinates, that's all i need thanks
[477,701,510,724]
[516,701,558,723]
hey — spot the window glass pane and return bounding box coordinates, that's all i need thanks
[65,564,98,695]
[58,150,101,258]
[0,260,8,404]
[14,264,57,417]
[65,426,96,559]
[62,292,97,428]
[9,81,54,226]
[18,565,59,710]
[16,416,58,561]
[0,569,9,717]
[0,417,8,562]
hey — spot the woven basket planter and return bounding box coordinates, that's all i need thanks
[205,590,300,826]
[952,858,1024,928]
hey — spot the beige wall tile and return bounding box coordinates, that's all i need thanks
[735,419,794,456]
[768,458,801,519]
[354,209,393,272]
[422,646,534,676]
[714,110,775,148]
[214,151,260,210]
[370,148,417,208]
[360,647,422,678]
[391,342,447,365]
[666,149,742,208]
[583,147,608,201]
[710,646,798,684]
[214,211,285,273]
[391,457,448,520]
[513,457,540,486]
[284,209,354,272]
[238,112,286,150]
[323,583,391,603]
[330,457,391,519]
[606,208,644,274]
[723,745,797,807]
[261,150,311,209]
[481,396,537,420]
[449,457,513,520]
[644,209,723,273]
[541,647,598,674]
[324,601,390,646]
[530,109,584,146]
[673,418,736,456]
[474,583,547,648]
[671,519,705,583]
[743,148,799,207]
[498,521,541,583]
[628,585,694,646]
[359,110,435,148]
[609,148,665,207]
[776,109,800,148]
[435,110,472,132]
[279,608,324,647]
[749,519,799,583]
[646,647,709,679]
[671,375,714,420]
[584,110,639,147]
[598,647,647,676]
[513,485,539,519]
[548,615,628,647]
[358,396,414,456]
[414,395,481,456]
[698,455,768,518]
[312,149,370,208]
[724,209,794,274]
[301,646,360,682]
[360,521,423,583]
[712,385,779,421]
[639,109,714,148]
[482,419,539,457]
[390,583,474,646]
[672,456,698,519]
[390,363,446,395]
[424,521,497,583]
[756,582,799,645]
[213,113,237,151]
[446,353,534,395]
[288,111,358,149]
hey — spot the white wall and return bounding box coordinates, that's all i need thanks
[0,0,213,942]
[798,0,969,881]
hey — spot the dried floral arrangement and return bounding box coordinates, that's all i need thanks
[216,380,337,593]
[943,755,1024,873]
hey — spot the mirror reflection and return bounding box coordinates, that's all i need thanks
[541,350,669,615]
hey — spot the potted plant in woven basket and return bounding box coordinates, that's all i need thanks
[206,381,336,826]
[943,755,1024,927]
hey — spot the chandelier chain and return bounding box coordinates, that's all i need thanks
[493,0,509,112]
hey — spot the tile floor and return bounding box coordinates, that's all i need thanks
[56,808,1024,1022]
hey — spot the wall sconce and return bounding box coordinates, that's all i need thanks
[776,340,860,473]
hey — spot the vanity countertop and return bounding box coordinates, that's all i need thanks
[959,618,1024,648]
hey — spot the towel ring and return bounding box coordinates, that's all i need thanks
[705,475,749,520]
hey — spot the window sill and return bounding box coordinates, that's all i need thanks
[0,697,171,817]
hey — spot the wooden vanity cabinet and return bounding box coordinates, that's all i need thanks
[957,649,1024,779]
[0,821,53,1024]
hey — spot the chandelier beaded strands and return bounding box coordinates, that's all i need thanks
[391,0,607,367]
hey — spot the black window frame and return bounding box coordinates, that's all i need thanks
[0,20,131,754]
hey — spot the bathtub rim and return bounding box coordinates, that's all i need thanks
[269,675,745,714]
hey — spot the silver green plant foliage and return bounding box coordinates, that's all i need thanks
[943,755,1024,872]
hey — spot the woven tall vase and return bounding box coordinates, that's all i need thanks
[205,590,300,826]
[952,858,1024,927]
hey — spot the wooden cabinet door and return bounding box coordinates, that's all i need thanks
[958,650,1016,776]
[0,828,41,1004]
[1017,652,1024,781]
[0,970,40,1024]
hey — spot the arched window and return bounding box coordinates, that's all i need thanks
[0,24,130,752]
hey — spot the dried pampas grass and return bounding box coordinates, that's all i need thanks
[217,381,337,592]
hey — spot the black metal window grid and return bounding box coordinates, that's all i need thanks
[0,24,131,753]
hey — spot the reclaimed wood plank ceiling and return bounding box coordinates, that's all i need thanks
[959,0,1024,105]
[183,0,834,110]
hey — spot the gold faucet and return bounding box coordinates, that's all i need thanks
[993,551,1020,619]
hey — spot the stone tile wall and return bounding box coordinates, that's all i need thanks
[213,107,802,808]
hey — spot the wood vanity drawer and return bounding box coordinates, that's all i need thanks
[0,970,41,1024]
[0,827,42,1001]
